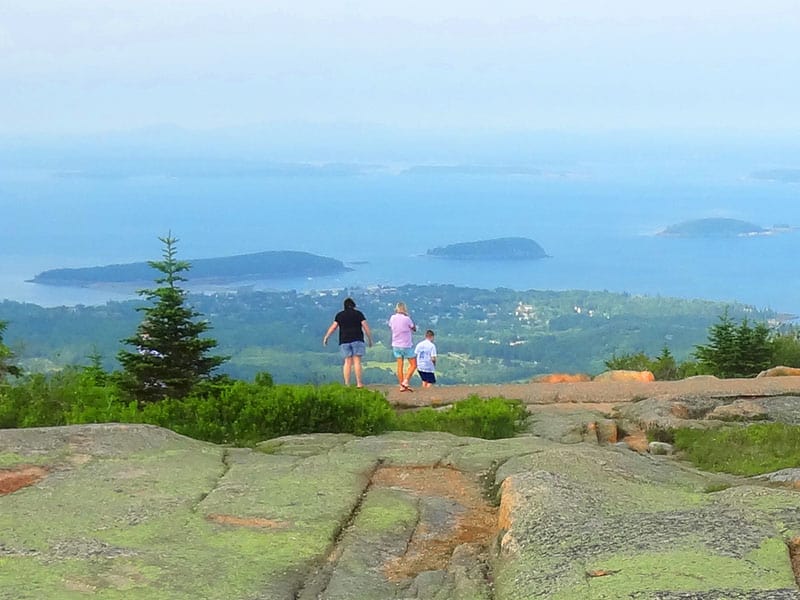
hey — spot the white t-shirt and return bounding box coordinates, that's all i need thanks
[414,339,437,372]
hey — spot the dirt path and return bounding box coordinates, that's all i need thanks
[379,376,800,408]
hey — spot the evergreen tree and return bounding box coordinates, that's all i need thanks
[694,310,738,377]
[651,346,679,380]
[734,319,771,376]
[0,320,22,381]
[117,235,227,404]
[694,311,772,378]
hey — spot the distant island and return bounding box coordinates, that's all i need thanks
[427,237,548,260]
[657,218,785,238]
[30,250,351,287]
[750,169,800,184]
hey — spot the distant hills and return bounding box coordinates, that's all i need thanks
[30,251,350,287]
[427,237,548,260]
[658,218,794,238]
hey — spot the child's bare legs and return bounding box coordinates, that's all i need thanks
[353,356,364,388]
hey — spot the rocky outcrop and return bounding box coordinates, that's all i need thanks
[759,366,800,378]
[2,423,799,598]
[615,395,800,432]
[494,444,800,598]
[593,369,655,382]
[531,373,592,383]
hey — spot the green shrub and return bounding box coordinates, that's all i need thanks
[646,426,676,444]
[2,373,526,445]
[770,329,800,368]
[126,383,395,445]
[393,396,528,440]
[673,423,800,476]
[0,367,128,428]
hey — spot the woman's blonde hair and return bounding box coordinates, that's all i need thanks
[395,302,408,315]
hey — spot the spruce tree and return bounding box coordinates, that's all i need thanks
[117,235,227,404]
[694,310,738,377]
[694,311,773,378]
[0,320,22,381]
[734,319,771,377]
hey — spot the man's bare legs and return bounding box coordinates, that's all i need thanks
[353,355,364,388]
[342,356,353,386]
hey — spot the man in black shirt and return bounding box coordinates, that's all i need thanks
[323,297,374,387]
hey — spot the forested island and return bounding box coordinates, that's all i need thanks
[29,250,350,287]
[427,237,548,260]
[658,218,768,238]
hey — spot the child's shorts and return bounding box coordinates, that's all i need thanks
[418,371,436,384]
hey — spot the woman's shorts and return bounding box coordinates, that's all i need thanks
[340,341,366,358]
[392,346,415,359]
[418,370,436,384]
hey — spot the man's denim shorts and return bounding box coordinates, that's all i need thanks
[392,346,415,359]
[340,341,366,358]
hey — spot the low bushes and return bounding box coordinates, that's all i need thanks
[0,370,528,445]
[133,383,395,445]
[672,423,800,476]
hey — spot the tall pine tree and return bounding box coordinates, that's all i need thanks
[117,235,226,404]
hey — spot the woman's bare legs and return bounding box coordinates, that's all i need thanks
[396,357,405,387]
[342,356,353,385]
[403,357,417,388]
[353,355,364,387]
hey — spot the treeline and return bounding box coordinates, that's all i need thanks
[607,312,800,379]
[0,260,791,384]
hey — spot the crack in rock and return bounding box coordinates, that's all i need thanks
[191,448,231,513]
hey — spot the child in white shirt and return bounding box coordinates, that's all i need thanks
[414,330,437,387]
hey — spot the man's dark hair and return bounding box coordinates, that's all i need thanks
[344,297,356,310]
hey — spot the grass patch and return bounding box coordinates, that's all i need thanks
[393,396,528,440]
[702,482,732,493]
[673,423,800,476]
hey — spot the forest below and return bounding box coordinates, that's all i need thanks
[1,284,781,385]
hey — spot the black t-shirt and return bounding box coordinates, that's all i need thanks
[335,308,366,344]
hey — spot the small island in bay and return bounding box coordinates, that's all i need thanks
[30,250,351,288]
[427,237,548,260]
[750,168,800,184]
[657,218,788,238]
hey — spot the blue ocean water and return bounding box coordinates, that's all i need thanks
[1,165,799,314]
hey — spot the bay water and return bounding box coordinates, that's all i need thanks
[1,164,799,314]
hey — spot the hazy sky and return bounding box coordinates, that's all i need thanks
[3,1,800,134]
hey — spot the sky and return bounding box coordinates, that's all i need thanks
[2,1,800,135]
